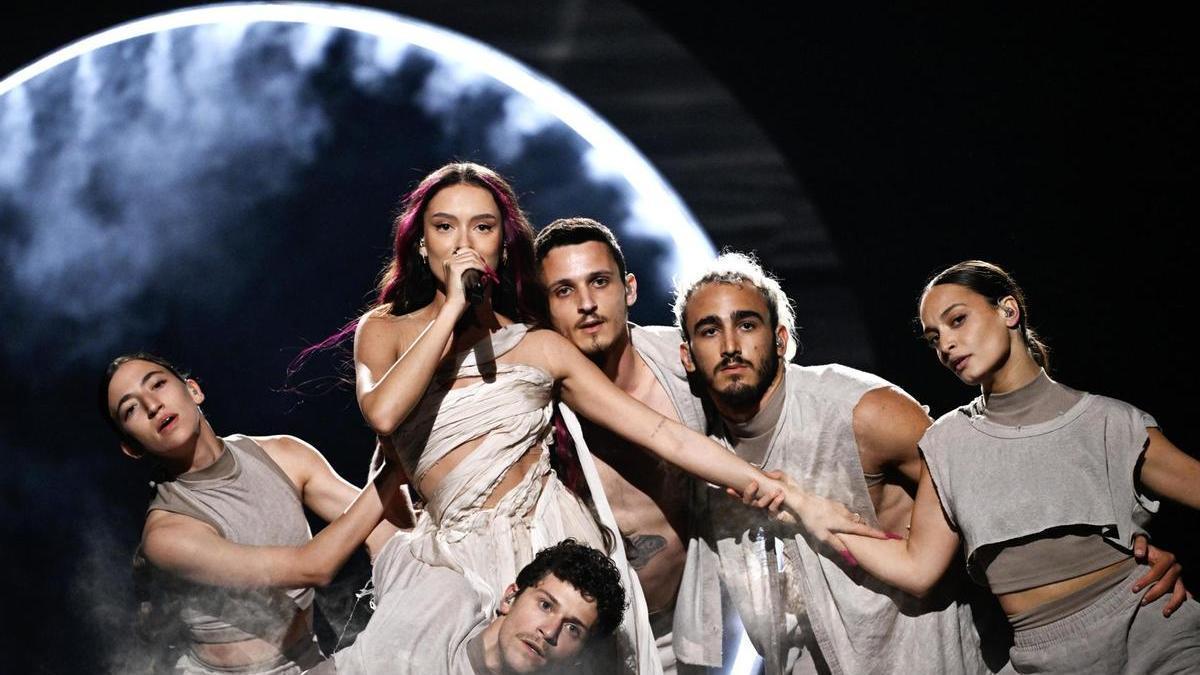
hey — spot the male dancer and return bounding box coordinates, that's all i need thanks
[670,251,1187,674]
[312,539,626,674]
[534,219,707,673]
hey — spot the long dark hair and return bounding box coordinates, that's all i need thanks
[923,260,1051,369]
[376,162,539,319]
[291,162,541,369]
[290,163,584,494]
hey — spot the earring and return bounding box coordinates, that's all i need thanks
[501,245,508,266]
[1004,308,1014,318]
[418,237,428,264]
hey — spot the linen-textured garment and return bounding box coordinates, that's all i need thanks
[676,364,996,675]
[385,323,657,673]
[149,435,321,674]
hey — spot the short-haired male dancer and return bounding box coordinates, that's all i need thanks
[312,539,627,674]
[535,218,708,674]
[670,251,1187,674]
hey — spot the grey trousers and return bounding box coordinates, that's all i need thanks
[1009,564,1200,674]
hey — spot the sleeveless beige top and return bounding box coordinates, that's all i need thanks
[147,435,314,645]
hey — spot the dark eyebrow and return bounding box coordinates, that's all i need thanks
[938,303,967,319]
[115,369,165,412]
[427,211,499,222]
[691,314,721,334]
[731,309,766,323]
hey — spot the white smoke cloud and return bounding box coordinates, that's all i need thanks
[1,21,334,368]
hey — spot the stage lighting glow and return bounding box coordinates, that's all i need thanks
[0,2,714,279]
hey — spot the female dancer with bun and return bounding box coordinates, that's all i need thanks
[347,162,880,672]
[102,353,408,674]
[836,261,1200,673]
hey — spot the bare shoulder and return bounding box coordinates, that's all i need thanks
[522,326,577,360]
[521,325,569,347]
[853,386,932,465]
[517,326,572,355]
[251,434,322,462]
[355,307,432,356]
[505,327,580,379]
[249,434,328,482]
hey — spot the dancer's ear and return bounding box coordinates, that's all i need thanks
[497,582,520,615]
[680,342,696,374]
[623,272,638,308]
[121,442,145,460]
[186,378,205,405]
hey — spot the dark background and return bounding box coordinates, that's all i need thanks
[3,3,1196,672]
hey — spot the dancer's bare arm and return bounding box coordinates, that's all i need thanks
[1140,428,1200,511]
[532,329,885,547]
[839,460,960,597]
[354,249,484,435]
[141,468,397,589]
[258,435,407,557]
[853,386,932,489]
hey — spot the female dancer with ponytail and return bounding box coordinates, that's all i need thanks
[835,261,1200,673]
[339,162,881,672]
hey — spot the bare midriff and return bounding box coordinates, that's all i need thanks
[191,605,312,668]
[997,557,1132,616]
[417,436,545,510]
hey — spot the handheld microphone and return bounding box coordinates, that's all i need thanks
[462,269,485,305]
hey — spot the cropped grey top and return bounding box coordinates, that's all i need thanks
[920,381,1158,589]
[972,372,1129,593]
[147,435,314,645]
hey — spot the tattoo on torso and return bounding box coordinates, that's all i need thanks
[624,534,668,570]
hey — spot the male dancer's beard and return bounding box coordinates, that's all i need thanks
[710,349,780,413]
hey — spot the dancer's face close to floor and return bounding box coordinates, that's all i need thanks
[539,240,636,358]
[106,358,205,458]
[681,281,785,413]
[919,282,1020,387]
[496,574,597,673]
[421,183,504,289]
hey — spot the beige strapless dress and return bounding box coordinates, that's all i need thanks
[381,323,660,673]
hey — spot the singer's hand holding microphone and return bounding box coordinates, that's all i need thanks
[443,247,489,308]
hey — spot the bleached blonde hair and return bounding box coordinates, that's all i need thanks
[672,251,798,361]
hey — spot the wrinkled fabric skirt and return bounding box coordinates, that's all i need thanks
[397,468,606,605]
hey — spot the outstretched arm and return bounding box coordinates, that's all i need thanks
[540,331,885,548]
[142,467,398,589]
[839,459,961,596]
[259,435,410,558]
